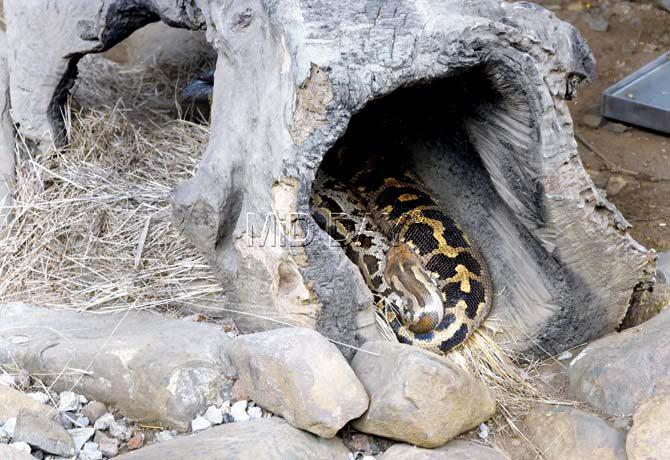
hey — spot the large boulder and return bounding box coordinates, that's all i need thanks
[523,405,626,460]
[568,309,670,416]
[382,440,508,459]
[114,417,351,460]
[227,327,368,438]
[0,30,14,230]
[0,303,234,431]
[351,341,495,448]
[626,395,670,460]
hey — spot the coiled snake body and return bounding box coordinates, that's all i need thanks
[311,157,492,353]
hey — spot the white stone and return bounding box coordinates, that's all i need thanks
[557,351,573,361]
[220,401,231,414]
[58,391,81,412]
[478,423,490,439]
[230,401,249,422]
[204,406,223,425]
[248,407,262,420]
[27,392,51,405]
[154,430,176,443]
[0,375,15,387]
[93,413,114,431]
[191,415,212,432]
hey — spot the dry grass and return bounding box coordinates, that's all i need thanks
[0,55,221,313]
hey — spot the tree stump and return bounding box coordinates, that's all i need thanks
[2,0,656,358]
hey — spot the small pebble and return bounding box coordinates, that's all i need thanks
[605,122,630,134]
[222,413,235,424]
[79,442,103,460]
[27,392,51,405]
[582,113,603,129]
[204,406,223,425]
[584,13,609,32]
[127,432,144,450]
[82,402,107,424]
[557,350,574,361]
[478,422,490,439]
[109,420,132,441]
[75,416,90,428]
[58,391,81,412]
[93,431,118,458]
[93,413,115,431]
[230,400,250,422]
[191,415,212,432]
[248,406,262,419]
[606,175,627,196]
[154,430,176,443]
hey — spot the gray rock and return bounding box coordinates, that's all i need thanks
[382,440,508,459]
[57,392,80,413]
[582,113,603,129]
[626,395,670,460]
[351,341,496,448]
[524,405,626,460]
[605,176,627,196]
[605,122,630,134]
[153,431,176,443]
[584,13,609,32]
[8,442,31,454]
[108,420,132,442]
[75,416,90,428]
[81,402,106,425]
[0,386,56,422]
[568,309,670,416]
[227,328,368,438]
[92,414,114,431]
[0,303,234,431]
[657,251,670,284]
[68,427,94,453]
[114,418,350,460]
[93,431,118,458]
[79,442,103,460]
[13,410,75,457]
[0,444,36,460]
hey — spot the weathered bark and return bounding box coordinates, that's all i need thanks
[3,0,656,358]
[0,31,14,230]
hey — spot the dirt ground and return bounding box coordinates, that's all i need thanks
[533,0,670,251]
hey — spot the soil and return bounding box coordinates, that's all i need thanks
[533,0,670,251]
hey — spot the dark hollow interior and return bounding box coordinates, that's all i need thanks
[314,64,593,356]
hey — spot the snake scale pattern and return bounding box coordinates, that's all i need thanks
[311,156,492,354]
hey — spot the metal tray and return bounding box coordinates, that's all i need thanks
[601,52,670,134]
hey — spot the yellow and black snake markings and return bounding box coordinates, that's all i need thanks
[312,160,492,354]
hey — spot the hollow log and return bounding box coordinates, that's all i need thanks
[2,0,656,358]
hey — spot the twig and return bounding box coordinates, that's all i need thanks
[575,132,670,182]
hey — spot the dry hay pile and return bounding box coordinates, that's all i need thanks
[0,55,222,313]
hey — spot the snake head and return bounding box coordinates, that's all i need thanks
[384,243,444,333]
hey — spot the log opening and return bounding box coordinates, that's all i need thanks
[313,62,595,356]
